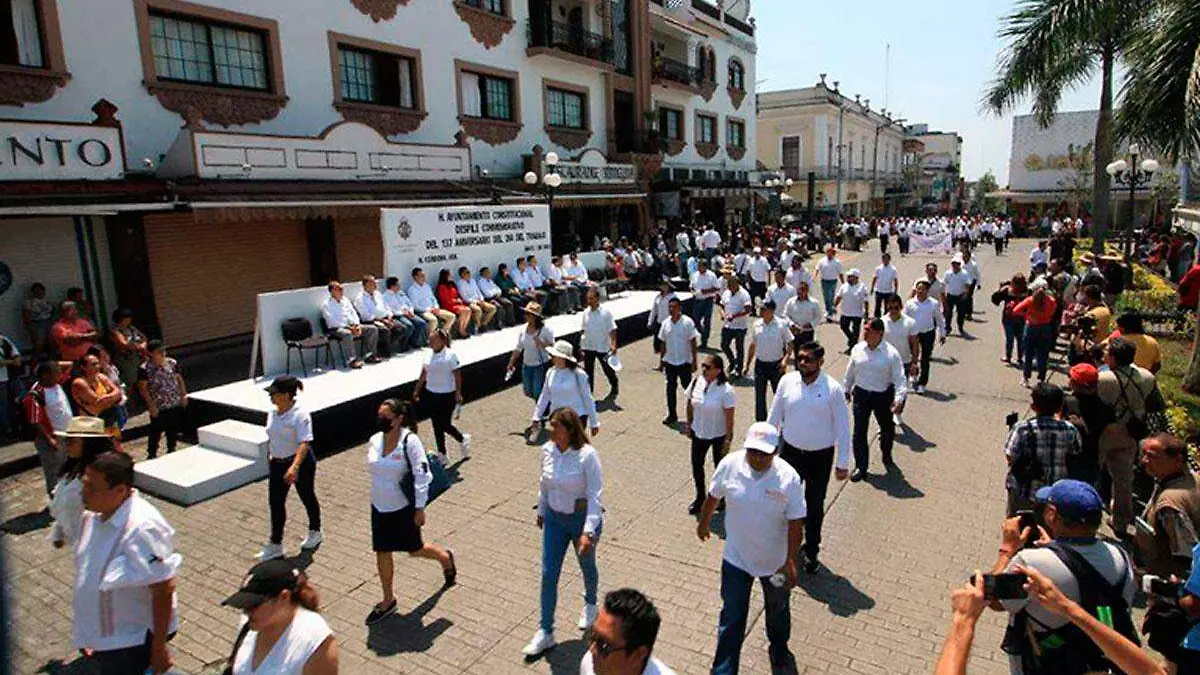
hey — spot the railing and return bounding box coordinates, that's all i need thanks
[653,56,701,87]
[724,13,754,36]
[460,0,504,15]
[692,0,720,20]
[782,166,839,181]
[528,19,614,64]
[613,129,666,155]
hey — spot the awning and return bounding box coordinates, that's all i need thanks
[552,192,648,207]
[685,187,755,198]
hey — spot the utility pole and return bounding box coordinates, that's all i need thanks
[835,100,845,219]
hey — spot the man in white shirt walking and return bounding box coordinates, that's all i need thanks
[698,423,804,675]
[870,253,900,319]
[690,259,722,349]
[942,259,974,335]
[958,248,982,321]
[74,451,180,674]
[657,297,699,425]
[719,277,752,378]
[701,224,722,258]
[581,288,620,401]
[904,280,947,393]
[767,268,795,313]
[843,319,908,481]
[323,280,380,367]
[746,248,772,310]
[881,296,919,423]
[747,300,790,422]
[785,255,813,295]
[578,588,676,675]
[814,247,844,322]
[782,281,821,352]
[768,341,850,573]
[835,269,869,353]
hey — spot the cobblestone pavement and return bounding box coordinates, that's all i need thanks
[2,240,1039,675]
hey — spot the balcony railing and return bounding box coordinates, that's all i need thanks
[528,19,614,64]
[724,13,754,36]
[613,129,666,155]
[461,0,505,15]
[653,56,701,87]
[692,0,720,20]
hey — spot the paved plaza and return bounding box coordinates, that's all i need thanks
[3,242,1038,675]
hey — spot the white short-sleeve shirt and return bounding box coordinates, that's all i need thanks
[816,257,843,281]
[580,306,617,353]
[658,316,699,366]
[266,405,314,460]
[422,348,460,394]
[836,283,869,318]
[721,289,752,330]
[883,314,918,362]
[709,451,806,577]
[873,264,899,294]
[752,318,790,363]
[233,608,332,675]
[688,378,736,439]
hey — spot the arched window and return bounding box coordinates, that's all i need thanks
[728,59,745,90]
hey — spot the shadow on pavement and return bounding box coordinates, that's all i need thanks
[864,465,925,499]
[367,586,452,657]
[931,355,959,366]
[797,567,876,617]
[526,637,587,672]
[2,508,52,535]
[896,424,937,453]
[919,389,958,403]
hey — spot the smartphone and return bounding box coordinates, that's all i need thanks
[1016,510,1038,546]
[1141,575,1181,597]
[971,572,1028,600]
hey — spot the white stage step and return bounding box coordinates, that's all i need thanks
[135,444,266,505]
[198,419,269,462]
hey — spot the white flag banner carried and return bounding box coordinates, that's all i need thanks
[908,231,955,255]
[381,205,551,279]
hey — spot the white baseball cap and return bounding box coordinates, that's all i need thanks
[742,422,780,454]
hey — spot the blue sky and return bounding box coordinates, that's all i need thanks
[752,0,1104,185]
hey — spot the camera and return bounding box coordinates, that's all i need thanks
[1005,411,1020,428]
[1141,575,1181,597]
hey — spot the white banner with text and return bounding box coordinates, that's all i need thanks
[381,205,552,279]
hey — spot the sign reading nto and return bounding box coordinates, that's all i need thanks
[0,120,124,181]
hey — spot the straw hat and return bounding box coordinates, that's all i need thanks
[54,416,108,438]
[523,302,544,319]
[546,340,578,364]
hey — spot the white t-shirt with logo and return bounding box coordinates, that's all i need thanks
[422,348,460,394]
[709,451,806,577]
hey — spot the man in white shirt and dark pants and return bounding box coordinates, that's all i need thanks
[814,247,844,322]
[843,319,908,481]
[356,275,413,357]
[746,248,772,310]
[323,280,380,367]
[657,297,699,425]
[698,423,805,675]
[870,253,900,319]
[904,280,947,393]
[942,259,974,335]
[690,259,722,349]
[768,341,850,573]
[747,300,790,422]
[581,288,620,401]
[74,451,180,674]
[719,277,752,378]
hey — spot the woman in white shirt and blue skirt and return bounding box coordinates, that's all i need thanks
[365,398,457,625]
[413,329,471,462]
[260,376,323,561]
[522,407,605,657]
[528,340,599,438]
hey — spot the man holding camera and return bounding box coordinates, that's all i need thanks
[1135,433,1200,671]
[1096,338,1158,537]
[991,479,1137,675]
[1004,383,1082,516]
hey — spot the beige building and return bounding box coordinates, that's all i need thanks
[756,75,907,217]
[907,124,964,212]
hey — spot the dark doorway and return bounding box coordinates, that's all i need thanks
[613,91,635,153]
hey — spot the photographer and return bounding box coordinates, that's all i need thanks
[991,479,1138,675]
[1135,433,1200,671]
[1004,383,1082,516]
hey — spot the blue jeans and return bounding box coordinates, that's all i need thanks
[540,508,600,632]
[1022,323,1055,381]
[713,559,793,674]
[1002,315,1025,361]
[820,279,837,318]
[522,363,549,400]
[405,313,429,348]
[694,297,715,345]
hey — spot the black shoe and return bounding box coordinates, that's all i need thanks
[662,415,677,425]
[850,468,867,482]
[687,500,702,515]
[883,456,896,469]
[804,556,821,574]
[366,598,398,625]
[443,550,457,587]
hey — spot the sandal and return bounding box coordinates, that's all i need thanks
[443,550,458,587]
[365,598,397,625]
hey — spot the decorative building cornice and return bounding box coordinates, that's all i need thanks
[727,146,745,161]
[699,80,717,103]
[632,153,664,182]
[459,116,522,145]
[696,142,719,160]
[147,84,288,127]
[0,67,70,106]
[664,139,686,157]
[546,126,592,150]
[335,102,427,136]
[728,86,746,109]
[350,0,408,21]
[453,1,514,49]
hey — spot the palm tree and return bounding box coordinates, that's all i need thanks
[982,0,1146,252]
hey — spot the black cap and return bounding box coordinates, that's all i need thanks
[265,375,301,396]
[222,560,301,609]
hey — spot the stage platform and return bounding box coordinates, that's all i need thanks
[151,290,682,504]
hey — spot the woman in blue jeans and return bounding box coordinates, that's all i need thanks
[507,303,553,400]
[992,273,1029,364]
[1013,281,1058,387]
[522,407,605,657]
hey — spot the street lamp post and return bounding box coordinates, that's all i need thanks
[763,174,793,224]
[524,151,563,210]
[1105,143,1159,259]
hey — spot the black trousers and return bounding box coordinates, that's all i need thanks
[269,451,321,544]
[780,444,834,559]
[147,405,185,458]
[753,359,783,422]
[88,630,175,675]
[720,327,746,374]
[664,362,692,418]
[492,296,516,326]
[873,292,895,318]
[748,280,767,308]
[839,315,862,350]
[690,435,726,503]
[424,390,463,455]
[994,238,1004,255]
[898,237,910,254]
[851,386,895,472]
[916,329,936,386]
[943,293,967,332]
[583,349,619,397]
[650,321,663,355]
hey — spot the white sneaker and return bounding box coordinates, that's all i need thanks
[578,603,598,630]
[257,542,284,561]
[913,384,925,394]
[894,413,904,427]
[460,434,472,459]
[299,530,323,550]
[1021,378,1031,388]
[521,629,556,656]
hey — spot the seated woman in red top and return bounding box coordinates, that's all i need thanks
[1012,279,1058,387]
[435,269,472,338]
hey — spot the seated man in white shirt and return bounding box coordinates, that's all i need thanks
[477,266,514,328]
[323,280,380,367]
[564,253,593,296]
[456,266,498,332]
[547,256,582,313]
[383,276,428,348]
[407,267,456,340]
[355,275,414,357]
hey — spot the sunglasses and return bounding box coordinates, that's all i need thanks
[796,355,816,363]
[589,632,630,657]
[701,363,715,370]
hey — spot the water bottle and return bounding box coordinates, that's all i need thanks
[769,573,786,588]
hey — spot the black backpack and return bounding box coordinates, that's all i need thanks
[1002,541,1139,675]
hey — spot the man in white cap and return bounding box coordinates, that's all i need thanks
[834,269,869,354]
[698,422,805,675]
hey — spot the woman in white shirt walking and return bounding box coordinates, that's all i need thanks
[529,340,599,438]
[507,303,554,401]
[260,376,323,561]
[365,399,457,625]
[685,354,736,515]
[221,560,338,674]
[523,407,605,657]
[47,417,114,549]
[413,329,471,463]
